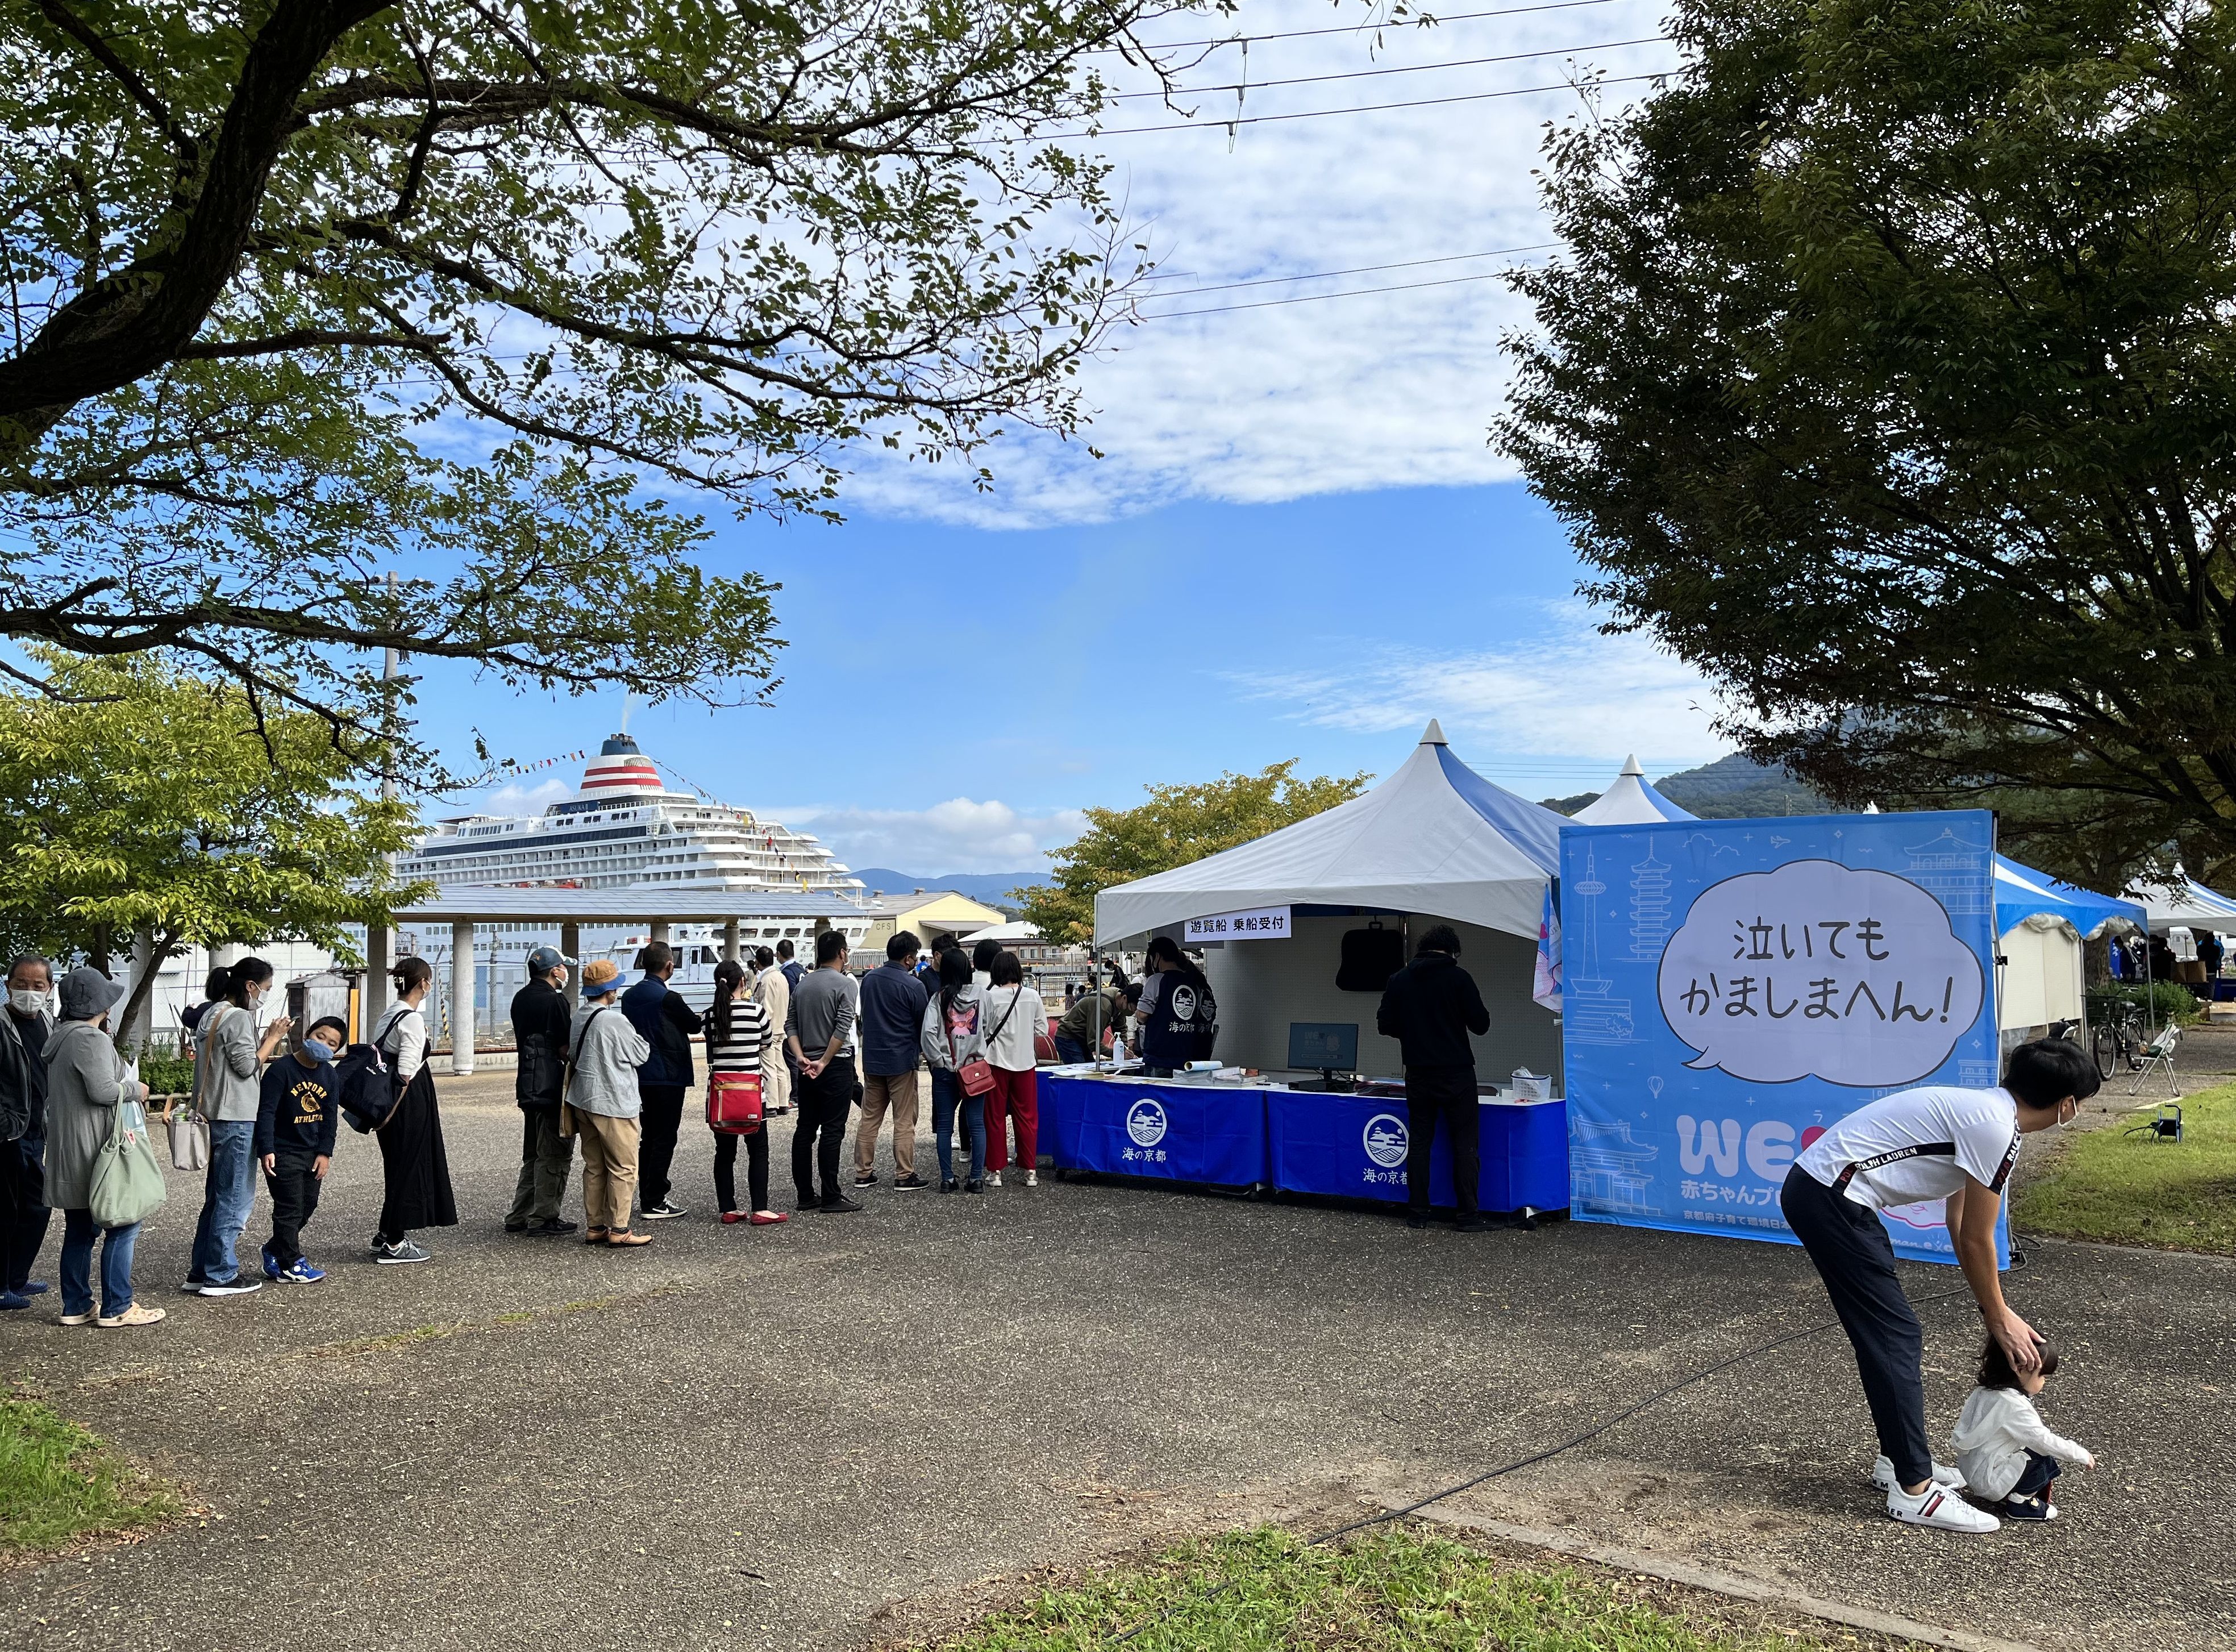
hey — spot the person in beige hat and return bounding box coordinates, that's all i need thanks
[566,960,653,1246]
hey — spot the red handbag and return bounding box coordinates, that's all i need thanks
[705,1071,763,1135]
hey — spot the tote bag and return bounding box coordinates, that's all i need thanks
[170,1002,230,1171]
[90,1089,168,1229]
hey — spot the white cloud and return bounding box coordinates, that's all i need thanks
[1225,601,1727,765]
[471,776,572,815]
[841,0,1679,525]
[767,797,1089,877]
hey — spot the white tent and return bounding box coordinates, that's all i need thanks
[2131,865,2236,933]
[1093,721,1562,947]
[1569,755,1698,827]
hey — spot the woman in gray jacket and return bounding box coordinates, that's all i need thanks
[921,948,988,1193]
[184,957,291,1296]
[46,968,159,1327]
[567,960,653,1246]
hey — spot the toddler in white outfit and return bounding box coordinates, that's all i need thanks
[1949,1337,2094,1521]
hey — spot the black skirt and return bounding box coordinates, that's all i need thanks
[378,1066,458,1235]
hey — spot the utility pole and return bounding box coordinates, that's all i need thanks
[366,571,399,1032]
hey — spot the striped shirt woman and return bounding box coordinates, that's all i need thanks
[707,959,784,1226]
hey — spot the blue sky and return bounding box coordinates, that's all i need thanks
[407,0,1714,873]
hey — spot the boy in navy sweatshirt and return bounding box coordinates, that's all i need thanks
[255,1015,343,1284]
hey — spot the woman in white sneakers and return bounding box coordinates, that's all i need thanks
[367,958,457,1265]
[1780,1037,2097,1533]
[978,951,1044,1189]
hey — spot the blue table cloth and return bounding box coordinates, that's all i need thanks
[1267,1089,1569,1213]
[1040,1072,1271,1188]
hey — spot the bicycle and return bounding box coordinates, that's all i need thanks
[2091,999,2148,1079]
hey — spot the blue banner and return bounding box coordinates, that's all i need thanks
[1560,810,2003,1265]
[1267,1091,1571,1212]
[1041,1073,1270,1188]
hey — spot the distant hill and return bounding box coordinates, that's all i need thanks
[1542,753,1831,820]
[850,868,1042,908]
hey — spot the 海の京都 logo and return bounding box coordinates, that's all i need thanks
[1363,1113,1408,1169]
[1126,1097,1169,1147]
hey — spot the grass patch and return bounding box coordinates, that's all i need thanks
[929,1528,1898,1651]
[1,1391,181,1558]
[2014,1080,2236,1254]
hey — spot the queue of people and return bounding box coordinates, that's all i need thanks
[0,928,1084,1322]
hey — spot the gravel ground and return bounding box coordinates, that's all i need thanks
[2,1073,2229,1652]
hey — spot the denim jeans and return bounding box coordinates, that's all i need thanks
[929,1068,987,1183]
[60,1209,139,1320]
[1053,1035,1092,1066]
[189,1120,259,1285]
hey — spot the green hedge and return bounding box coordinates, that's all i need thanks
[2085,981,2203,1027]
[136,1052,195,1096]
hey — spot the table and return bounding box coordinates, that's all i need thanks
[1039,1068,1570,1214]
[1266,1088,1569,1214]
[1040,1071,1271,1189]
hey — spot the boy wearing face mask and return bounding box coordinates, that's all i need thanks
[253,1015,343,1285]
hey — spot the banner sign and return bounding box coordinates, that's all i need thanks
[1561,810,2002,1265]
[1040,1073,1270,1188]
[1184,905,1292,942]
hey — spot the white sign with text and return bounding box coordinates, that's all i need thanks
[1184,905,1292,942]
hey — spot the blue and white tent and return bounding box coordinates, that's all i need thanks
[1093,720,1560,946]
[1569,755,1697,827]
[1992,856,2145,940]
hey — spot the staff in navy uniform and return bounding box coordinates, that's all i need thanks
[1779,1037,2098,1534]
[1133,937,1216,1077]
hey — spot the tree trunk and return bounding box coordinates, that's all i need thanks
[112,931,178,1056]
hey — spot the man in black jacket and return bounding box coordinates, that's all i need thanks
[1,955,55,1307]
[506,947,578,1237]
[623,940,703,1221]
[1376,925,1492,1231]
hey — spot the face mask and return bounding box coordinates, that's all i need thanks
[7,988,46,1014]
[302,1038,336,1063]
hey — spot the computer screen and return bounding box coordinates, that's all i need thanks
[1288,1021,1359,1071]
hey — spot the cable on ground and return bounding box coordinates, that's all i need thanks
[1107,1277,1991,1645]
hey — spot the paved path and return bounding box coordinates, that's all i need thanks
[4,1076,2230,1651]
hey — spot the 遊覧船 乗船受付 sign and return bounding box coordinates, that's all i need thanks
[1184,905,1291,942]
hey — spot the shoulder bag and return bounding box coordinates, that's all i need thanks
[559,1007,607,1138]
[703,1004,764,1134]
[958,990,1023,1097]
[169,1003,226,1171]
[91,1078,167,1229]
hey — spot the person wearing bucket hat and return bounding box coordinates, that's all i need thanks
[567,959,653,1247]
[506,945,579,1237]
[44,967,161,1327]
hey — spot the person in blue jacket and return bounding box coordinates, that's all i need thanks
[622,942,702,1222]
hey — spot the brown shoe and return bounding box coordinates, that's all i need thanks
[605,1229,652,1248]
[582,1227,609,1245]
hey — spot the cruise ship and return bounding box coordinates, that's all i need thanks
[397,733,871,900]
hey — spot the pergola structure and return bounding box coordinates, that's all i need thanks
[372,888,866,1075]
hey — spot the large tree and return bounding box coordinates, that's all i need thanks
[0,0,1206,759]
[1018,760,1370,943]
[0,647,427,1042]
[1501,0,2236,888]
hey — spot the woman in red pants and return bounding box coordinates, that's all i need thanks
[978,951,1045,1188]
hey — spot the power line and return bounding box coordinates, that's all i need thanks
[1142,242,1555,297]
[1096,0,1626,53]
[1114,35,1670,99]
[989,70,1673,140]
[1139,263,1543,319]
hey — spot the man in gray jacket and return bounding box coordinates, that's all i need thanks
[786,930,861,1214]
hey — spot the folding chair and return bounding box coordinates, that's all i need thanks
[2130,1021,2183,1097]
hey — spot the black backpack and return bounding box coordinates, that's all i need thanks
[334,1035,398,1134]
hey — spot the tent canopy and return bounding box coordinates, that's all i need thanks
[1570,755,1698,826]
[1094,721,1561,947]
[2130,865,2236,933]
[1992,856,2144,941]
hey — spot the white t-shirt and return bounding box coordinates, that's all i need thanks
[1794,1084,2021,1210]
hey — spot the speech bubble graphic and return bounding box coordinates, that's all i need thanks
[1656,860,1984,1087]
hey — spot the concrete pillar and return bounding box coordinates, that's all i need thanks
[450,918,476,1075]
[365,923,392,1036]
[722,918,740,963]
[561,922,581,1002]
[649,919,670,946]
